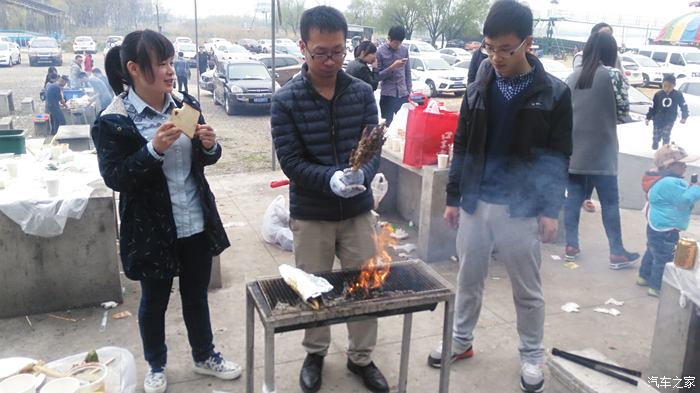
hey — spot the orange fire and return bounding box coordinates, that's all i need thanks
[346,224,396,298]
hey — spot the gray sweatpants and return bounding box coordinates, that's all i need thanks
[453,201,545,363]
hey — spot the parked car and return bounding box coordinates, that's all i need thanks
[620,53,664,87]
[259,39,273,53]
[214,43,251,62]
[0,41,20,66]
[28,37,62,66]
[638,45,700,79]
[175,42,198,67]
[452,59,470,80]
[199,68,216,92]
[445,39,465,49]
[204,38,229,52]
[403,40,441,58]
[409,57,466,97]
[103,35,123,55]
[72,36,96,54]
[250,53,303,86]
[674,78,700,114]
[174,36,192,44]
[212,60,279,115]
[238,39,262,54]
[540,58,572,81]
[439,47,471,65]
[274,43,303,60]
[626,85,653,122]
[621,61,644,87]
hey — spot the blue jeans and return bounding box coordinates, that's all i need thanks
[379,95,408,126]
[48,107,65,135]
[138,232,214,371]
[639,226,679,291]
[564,174,625,254]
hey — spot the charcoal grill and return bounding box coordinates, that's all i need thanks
[245,259,455,393]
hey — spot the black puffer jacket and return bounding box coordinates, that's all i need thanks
[271,64,379,221]
[91,91,230,280]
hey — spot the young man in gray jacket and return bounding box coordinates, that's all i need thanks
[271,6,388,393]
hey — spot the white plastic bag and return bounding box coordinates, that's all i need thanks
[387,103,411,137]
[45,346,137,393]
[261,195,293,251]
[371,173,388,209]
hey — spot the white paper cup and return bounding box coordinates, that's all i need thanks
[0,373,37,393]
[437,153,449,169]
[46,178,60,197]
[6,161,18,178]
[40,377,79,393]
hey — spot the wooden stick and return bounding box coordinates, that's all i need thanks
[49,314,78,322]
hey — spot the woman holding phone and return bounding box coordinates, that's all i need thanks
[92,29,239,393]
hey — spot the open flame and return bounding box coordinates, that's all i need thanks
[346,224,396,298]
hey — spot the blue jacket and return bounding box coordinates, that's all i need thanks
[91,91,230,280]
[271,64,379,221]
[644,173,700,231]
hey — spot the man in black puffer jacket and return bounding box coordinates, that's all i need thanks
[271,6,388,393]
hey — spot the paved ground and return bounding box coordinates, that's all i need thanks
[0,51,683,392]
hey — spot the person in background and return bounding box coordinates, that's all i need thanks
[564,32,640,268]
[639,143,700,297]
[429,2,573,393]
[77,71,111,113]
[345,40,379,90]
[70,54,83,88]
[43,66,58,88]
[197,46,210,76]
[174,51,190,94]
[468,49,487,84]
[84,53,93,74]
[376,25,411,125]
[94,29,240,393]
[271,6,389,393]
[91,68,114,98]
[646,74,689,150]
[45,74,67,134]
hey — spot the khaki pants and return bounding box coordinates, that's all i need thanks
[290,211,377,366]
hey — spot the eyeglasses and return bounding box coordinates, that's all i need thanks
[308,51,346,63]
[480,39,526,58]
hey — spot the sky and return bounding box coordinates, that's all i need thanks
[162,0,698,46]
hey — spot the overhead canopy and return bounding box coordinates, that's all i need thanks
[656,12,700,45]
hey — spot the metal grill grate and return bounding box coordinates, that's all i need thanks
[256,260,447,314]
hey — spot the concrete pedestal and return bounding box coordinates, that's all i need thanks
[547,348,656,393]
[377,151,456,262]
[55,124,93,151]
[0,90,14,116]
[20,97,34,113]
[0,116,12,130]
[0,185,123,318]
[648,277,700,393]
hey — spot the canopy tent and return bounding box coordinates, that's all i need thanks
[656,12,700,45]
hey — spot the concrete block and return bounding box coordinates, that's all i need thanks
[547,348,656,393]
[55,124,93,151]
[0,116,12,130]
[0,185,122,318]
[209,255,222,290]
[648,279,700,392]
[0,89,14,116]
[20,97,34,113]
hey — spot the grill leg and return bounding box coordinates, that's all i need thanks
[439,297,455,393]
[246,289,254,393]
[398,313,413,393]
[263,327,276,393]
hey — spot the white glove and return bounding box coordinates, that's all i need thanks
[330,170,366,198]
[342,168,365,186]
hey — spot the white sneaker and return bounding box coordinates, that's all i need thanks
[144,368,167,393]
[193,352,242,380]
[520,362,544,393]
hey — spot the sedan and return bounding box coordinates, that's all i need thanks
[214,43,252,62]
[73,36,96,54]
[250,53,303,86]
[439,47,471,65]
[239,39,263,54]
[621,53,664,87]
[0,41,20,66]
[212,60,280,115]
[410,57,466,97]
[540,59,572,81]
[621,61,644,87]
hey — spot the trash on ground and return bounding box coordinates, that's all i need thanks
[25,315,33,330]
[408,220,414,228]
[551,255,562,261]
[390,243,417,253]
[593,307,621,316]
[398,253,411,258]
[490,275,501,281]
[112,311,132,320]
[561,302,580,313]
[390,228,409,240]
[261,195,293,251]
[49,314,78,322]
[605,298,624,306]
[100,301,118,309]
[223,221,246,228]
[99,311,108,332]
[450,255,458,263]
[563,261,579,269]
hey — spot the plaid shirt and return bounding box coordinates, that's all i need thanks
[495,66,536,101]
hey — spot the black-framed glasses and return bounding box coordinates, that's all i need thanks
[480,39,526,58]
[308,51,347,63]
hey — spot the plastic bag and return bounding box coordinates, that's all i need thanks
[45,346,137,393]
[386,103,412,138]
[261,195,293,251]
[371,173,388,209]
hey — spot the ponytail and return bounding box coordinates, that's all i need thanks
[103,29,175,95]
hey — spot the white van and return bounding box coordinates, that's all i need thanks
[637,45,700,79]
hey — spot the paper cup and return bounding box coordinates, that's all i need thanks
[0,373,37,393]
[46,178,60,197]
[6,161,18,178]
[40,377,79,393]
[437,153,449,169]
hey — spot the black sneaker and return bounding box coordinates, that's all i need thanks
[609,250,640,270]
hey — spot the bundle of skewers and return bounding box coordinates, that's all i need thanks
[349,124,387,171]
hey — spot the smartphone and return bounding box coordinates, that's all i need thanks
[691,174,698,184]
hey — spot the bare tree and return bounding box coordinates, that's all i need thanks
[279,0,305,37]
[377,0,422,39]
